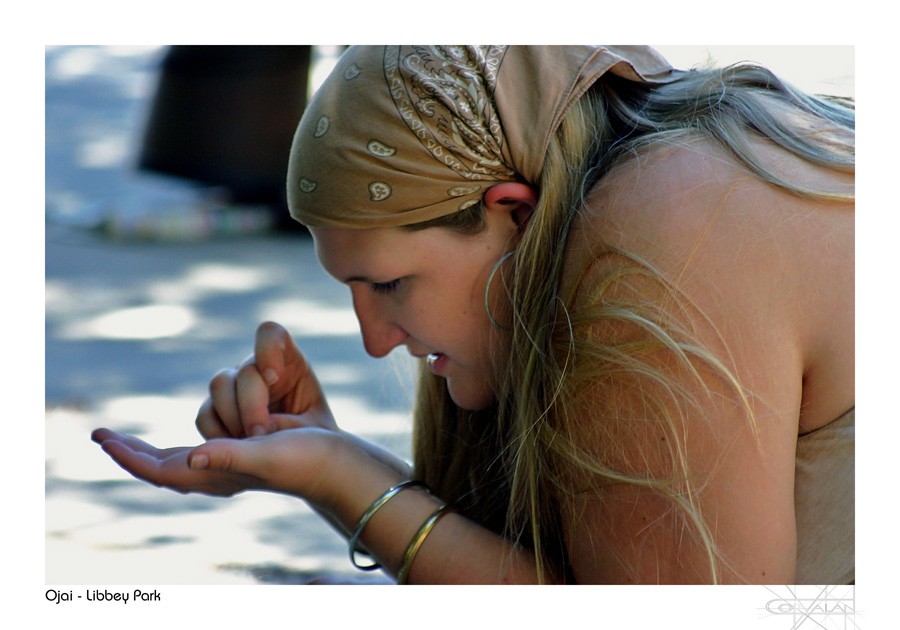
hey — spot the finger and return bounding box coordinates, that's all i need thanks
[268,413,304,432]
[195,398,232,440]
[95,430,259,496]
[208,368,244,437]
[91,427,118,444]
[253,321,291,392]
[98,438,191,488]
[91,428,162,457]
[254,321,329,415]
[235,362,272,436]
[268,410,333,432]
[254,322,320,402]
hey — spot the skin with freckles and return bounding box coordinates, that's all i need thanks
[88,184,546,583]
[88,48,853,583]
[310,193,524,411]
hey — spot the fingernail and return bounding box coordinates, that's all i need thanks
[263,368,278,385]
[190,453,209,470]
[250,425,267,437]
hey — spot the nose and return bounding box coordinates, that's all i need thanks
[351,289,408,358]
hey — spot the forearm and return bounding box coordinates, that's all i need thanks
[319,437,547,584]
[97,421,545,583]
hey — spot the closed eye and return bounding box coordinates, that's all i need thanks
[371,278,401,294]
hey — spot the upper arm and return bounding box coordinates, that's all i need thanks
[560,142,808,584]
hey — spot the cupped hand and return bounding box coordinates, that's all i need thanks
[91,425,341,500]
[92,322,412,502]
[196,321,336,440]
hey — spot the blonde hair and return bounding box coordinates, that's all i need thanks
[411,62,855,583]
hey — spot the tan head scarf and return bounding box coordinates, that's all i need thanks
[287,46,680,228]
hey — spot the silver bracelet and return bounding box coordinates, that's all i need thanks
[348,480,429,571]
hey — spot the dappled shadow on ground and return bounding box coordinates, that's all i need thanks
[44,45,415,585]
[45,231,416,584]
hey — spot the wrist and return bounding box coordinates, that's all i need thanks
[304,430,409,517]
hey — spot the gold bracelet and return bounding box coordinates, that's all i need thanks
[348,480,429,571]
[396,503,453,585]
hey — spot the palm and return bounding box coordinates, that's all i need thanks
[91,429,264,496]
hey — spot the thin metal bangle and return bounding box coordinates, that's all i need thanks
[396,503,453,585]
[348,480,429,571]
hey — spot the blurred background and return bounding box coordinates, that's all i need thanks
[44,45,853,585]
[45,45,417,585]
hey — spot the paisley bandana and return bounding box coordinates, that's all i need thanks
[287,46,679,228]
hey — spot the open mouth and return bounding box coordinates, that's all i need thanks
[426,352,448,374]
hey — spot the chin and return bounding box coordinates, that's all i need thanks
[447,381,496,412]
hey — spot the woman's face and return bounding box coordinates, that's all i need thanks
[310,210,518,411]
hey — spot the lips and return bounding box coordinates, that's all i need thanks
[426,352,448,375]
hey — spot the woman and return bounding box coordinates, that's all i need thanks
[92,45,854,584]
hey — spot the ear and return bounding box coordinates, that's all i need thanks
[483,182,538,231]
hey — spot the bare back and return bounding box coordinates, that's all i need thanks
[557,136,854,583]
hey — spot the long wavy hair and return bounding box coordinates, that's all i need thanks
[410,61,855,583]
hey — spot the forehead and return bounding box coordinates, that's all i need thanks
[310,226,415,280]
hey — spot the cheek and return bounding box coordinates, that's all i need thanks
[414,277,487,338]
[454,302,495,358]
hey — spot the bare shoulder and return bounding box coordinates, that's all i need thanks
[566,137,854,430]
[557,138,854,583]
[572,137,852,278]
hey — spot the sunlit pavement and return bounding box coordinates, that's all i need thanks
[45,46,414,585]
[45,230,417,585]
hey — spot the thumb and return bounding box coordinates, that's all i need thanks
[186,431,326,497]
[187,438,267,476]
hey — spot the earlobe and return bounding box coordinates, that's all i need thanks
[483,182,538,230]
